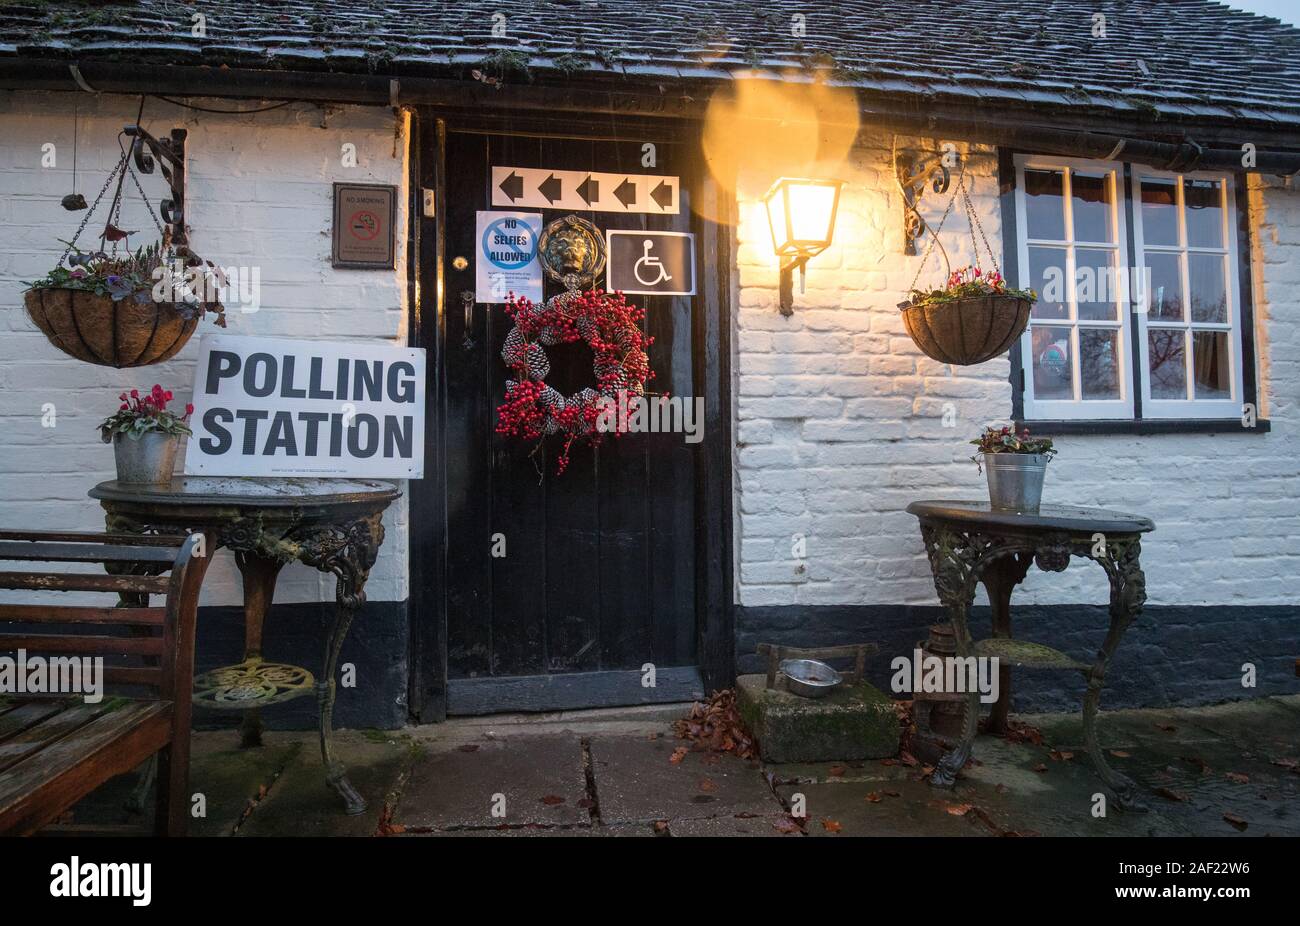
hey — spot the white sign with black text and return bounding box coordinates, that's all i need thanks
[475,210,543,303]
[185,334,426,479]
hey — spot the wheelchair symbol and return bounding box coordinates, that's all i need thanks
[633,239,672,287]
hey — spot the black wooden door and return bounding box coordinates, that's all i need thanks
[436,128,703,714]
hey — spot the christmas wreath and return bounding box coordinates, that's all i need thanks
[496,288,655,474]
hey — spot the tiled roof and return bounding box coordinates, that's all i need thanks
[2,1,1299,132]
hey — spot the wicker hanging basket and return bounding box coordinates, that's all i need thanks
[24,289,198,368]
[898,158,1033,366]
[900,293,1031,366]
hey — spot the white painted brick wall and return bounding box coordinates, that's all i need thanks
[0,92,410,606]
[734,139,1300,609]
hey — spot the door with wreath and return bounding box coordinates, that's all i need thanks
[431,128,704,714]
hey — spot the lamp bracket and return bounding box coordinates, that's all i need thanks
[896,149,953,256]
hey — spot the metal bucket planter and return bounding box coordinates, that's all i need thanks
[112,432,180,485]
[900,293,1032,366]
[983,452,1050,513]
[24,288,198,368]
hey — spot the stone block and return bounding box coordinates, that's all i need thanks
[735,674,900,764]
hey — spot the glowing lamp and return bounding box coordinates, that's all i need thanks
[763,177,844,315]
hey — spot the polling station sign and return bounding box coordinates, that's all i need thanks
[184,335,426,479]
[476,210,543,303]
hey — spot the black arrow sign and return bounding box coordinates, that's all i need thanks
[498,171,524,202]
[613,178,638,208]
[538,174,563,204]
[576,175,600,206]
[651,180,674,210]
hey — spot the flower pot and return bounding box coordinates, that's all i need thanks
[23,288,198,368]
[900,293,1032,366]
[113,432,180,485]
[982,452,1050,513]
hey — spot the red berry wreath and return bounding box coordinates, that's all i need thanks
[496,288,656,475]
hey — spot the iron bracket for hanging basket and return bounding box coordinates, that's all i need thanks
[123,124,187,247]
[896,150,953,256]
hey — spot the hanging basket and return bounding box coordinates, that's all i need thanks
[900,293,1032,366]
[23,288,198,368]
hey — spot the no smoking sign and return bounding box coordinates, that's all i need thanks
[332,183,396,268]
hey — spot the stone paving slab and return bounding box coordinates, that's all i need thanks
[394,734,589,830]
[665,814,796,836]
[589,733,781,824]
[237,732,415,837]
[189,737,303,837]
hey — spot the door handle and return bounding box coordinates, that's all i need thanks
[460,290,476,351]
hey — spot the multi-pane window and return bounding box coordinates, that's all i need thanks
[1015,157,1132,419]
[1133,169,1243,418]
[1014,155,1247,422]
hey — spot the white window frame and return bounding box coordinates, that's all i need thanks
[1014,154,1135,421]
[1131,167,1244,419]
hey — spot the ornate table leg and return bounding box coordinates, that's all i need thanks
[292,514,385,815]
[919,522,982,787]
[1083,537,1148,812]
[231,551,286,748]
[980,553,1032,735]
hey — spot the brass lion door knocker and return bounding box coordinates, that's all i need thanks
[538,214,606,293]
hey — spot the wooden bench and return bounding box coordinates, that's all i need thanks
[0,530,209,836]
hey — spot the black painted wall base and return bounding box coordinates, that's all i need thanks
[194,599,409,731]
[736,604,1300,713]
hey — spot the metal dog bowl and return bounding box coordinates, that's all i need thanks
[779,658,842,699]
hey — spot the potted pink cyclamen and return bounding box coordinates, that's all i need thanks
[99,384,193,484]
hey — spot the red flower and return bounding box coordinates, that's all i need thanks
[185,403,194,416]
[130,389,139,398]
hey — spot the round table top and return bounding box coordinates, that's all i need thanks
[906,500,1154,534]
[89,476,401,508]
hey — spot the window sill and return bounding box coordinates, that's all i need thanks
[1016,418,1270,436]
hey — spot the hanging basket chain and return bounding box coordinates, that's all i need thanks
[906,159,964,295]
[960,173,1001,277]
[58,154,125,265]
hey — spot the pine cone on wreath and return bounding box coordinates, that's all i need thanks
[502,327,527,367]
[539,386,566,412]
[524,344,550,380]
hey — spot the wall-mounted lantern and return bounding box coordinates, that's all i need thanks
[763,177,844,316]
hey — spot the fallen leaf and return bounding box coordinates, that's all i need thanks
[576,798,595,809]
[698,778,716,793]
[829,765,847,777]
[1180,755,1211,775]
[1223,812,1249,831]
[653,820,669,834]
[540,795,566,805]
[1271,757,1299,772]
[669,746,689,765]
[457,744,480,753]
[672,690,757,760]
[821,818,843,833]
[1109,750,1131,758]
[1225,772,1250,784]
[883,789,901,797]
[946,803,974,816]
[1154,723,1177,733]
[1049,750,1075,762]
[773,816,802,834]
[1032,763,1048,773]
[1154,787,1189,802]
[865,792,882,803]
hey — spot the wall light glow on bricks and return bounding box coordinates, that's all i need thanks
[762,177,844,316]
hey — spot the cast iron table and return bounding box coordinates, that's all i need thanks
[89,476,400,814]
[907,500,1154,811]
